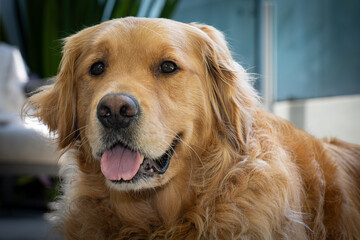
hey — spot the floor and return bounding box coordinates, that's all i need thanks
[0,210,61,240]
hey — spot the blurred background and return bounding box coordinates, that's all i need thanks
[0,0,359,239]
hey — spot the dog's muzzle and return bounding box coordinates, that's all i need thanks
[96,92,181,185]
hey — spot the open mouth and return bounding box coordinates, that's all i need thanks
[100,135,181,184]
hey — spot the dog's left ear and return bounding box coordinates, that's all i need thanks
[191,23,257,151]
[24,36,79,149]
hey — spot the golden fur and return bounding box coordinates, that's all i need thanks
[25,17,360,239]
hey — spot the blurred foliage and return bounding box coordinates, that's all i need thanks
[0,19,8,43]
[15,176,60,204]
[0,0,178,79]
[0,175,60,212]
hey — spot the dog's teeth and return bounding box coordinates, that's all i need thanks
[140,155,145,165]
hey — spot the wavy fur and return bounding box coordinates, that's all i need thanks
[24,17,360,239]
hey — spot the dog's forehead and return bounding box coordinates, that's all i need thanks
[90,18,191,50]
[70,18,204,72]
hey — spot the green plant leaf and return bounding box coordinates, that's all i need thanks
[160,0,179,18]
[24,0,45,77]
[112,0,140,19]
[42,0,61,78]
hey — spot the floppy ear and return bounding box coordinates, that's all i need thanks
[24,37,79,149]
[191,24,258,152]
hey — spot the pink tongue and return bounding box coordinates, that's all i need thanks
[100,145,142,181]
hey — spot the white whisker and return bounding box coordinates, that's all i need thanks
[60,124,89,145]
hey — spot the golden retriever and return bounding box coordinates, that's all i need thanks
[25,17,360,239]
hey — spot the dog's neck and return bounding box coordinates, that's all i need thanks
[108,175,196,227]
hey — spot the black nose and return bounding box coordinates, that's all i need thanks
[97,93,139,129]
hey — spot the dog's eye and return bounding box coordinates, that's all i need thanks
[90,62,105,76]
[160,61,177,74]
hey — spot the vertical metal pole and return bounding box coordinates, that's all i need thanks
[260,0,276,112]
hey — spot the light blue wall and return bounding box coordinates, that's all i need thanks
[173,0,360,101]
[173,0,257,71]
[276,0,360,100]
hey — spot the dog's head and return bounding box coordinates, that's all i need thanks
[26,17,257,191]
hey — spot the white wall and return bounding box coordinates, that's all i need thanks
[273,94,360,144]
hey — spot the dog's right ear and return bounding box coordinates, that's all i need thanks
[24,36,80,149]
[189,23,258,152]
